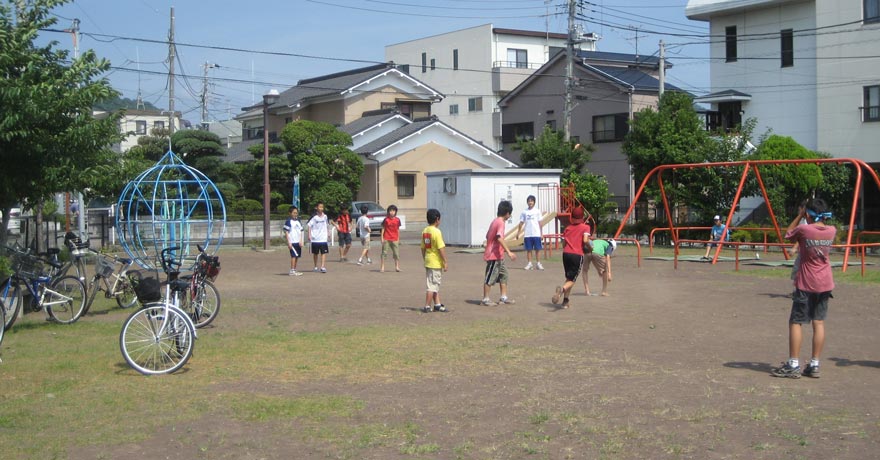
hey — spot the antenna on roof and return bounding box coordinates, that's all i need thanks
[135,47,145,110]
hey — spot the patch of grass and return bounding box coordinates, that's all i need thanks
[229,395,364,422]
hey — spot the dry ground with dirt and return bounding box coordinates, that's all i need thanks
[52,233,880,459]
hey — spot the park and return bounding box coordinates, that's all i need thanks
[1,235,878,459]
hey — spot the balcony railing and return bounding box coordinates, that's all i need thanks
[860,105,880,122]
[491,60,544,70]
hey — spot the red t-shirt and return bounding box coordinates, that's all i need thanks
[483,217,506,261]
[786,223,836,293]
[337,214,351,233]
[563,223,591,256]
[382,216,401,241]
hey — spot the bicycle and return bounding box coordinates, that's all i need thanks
[119,247,197,375]
[1,244,87,329]
[177,244,221,328]
[81,250,138,314]
[43,232,90,283]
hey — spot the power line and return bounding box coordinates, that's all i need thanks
[305,0,559,19]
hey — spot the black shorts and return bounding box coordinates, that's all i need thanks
[789,289,832,324]
[288,243,302,258]
[310,242,329,254]
[338,231,352,245]
[562,252,583,282]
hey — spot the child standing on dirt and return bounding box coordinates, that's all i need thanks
[283,206,303,276]
[380,204,402,273]
[551,207,591,309]
[481,200,517,306]
[420,208,448,313]
[335,207,353,262]
[772,198,836,379]
[356,205,372,266]
[583,237,617,297]
[307,202,337,273]
[514,195,544,271]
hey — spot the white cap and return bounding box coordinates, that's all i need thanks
[609,239,617,251]
[713,215,721,220]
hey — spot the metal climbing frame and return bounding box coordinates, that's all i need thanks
[614,158,880,272]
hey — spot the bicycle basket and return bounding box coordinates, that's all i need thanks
[201,256,220,281]
[11,252,45,279]
[132,274,162,304]
[95,255,115,278]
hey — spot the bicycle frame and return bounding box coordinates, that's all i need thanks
[19,275,78,311]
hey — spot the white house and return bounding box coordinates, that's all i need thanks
[105,109,183,152]
[386,24,598,151]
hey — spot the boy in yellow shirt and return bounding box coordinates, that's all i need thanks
[420,208,448,313]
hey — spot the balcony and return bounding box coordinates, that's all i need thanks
[492,61,542,94]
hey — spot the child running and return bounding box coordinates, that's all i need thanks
[283,206,303,276]
[420,208,448,313]
[481,200,517,306]
[380,204,402,273]
[551,206,591,309]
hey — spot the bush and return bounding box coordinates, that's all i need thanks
[229,198,263,217]
[0,255,11,279]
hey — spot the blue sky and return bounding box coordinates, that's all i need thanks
[42,0,709,123]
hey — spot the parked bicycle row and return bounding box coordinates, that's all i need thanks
[1,234,221,375]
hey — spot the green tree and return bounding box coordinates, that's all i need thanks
[125,127,170,161]
[280,120,363,215]
[172,129,224,162]
[0,0,122,245]
[93,95,160,112]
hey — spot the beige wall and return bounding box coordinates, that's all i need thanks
[375,143,484,223]
[344,85,410,124]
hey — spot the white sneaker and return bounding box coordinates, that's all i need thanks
[536,262,544,270]
[524,262,533,270]
[367,258,372,264]
[289,269,296,276]
[480,298,498,306]
[357,259,363,266]
[292,271,302,277]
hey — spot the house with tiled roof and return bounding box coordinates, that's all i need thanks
[498,49,687,213]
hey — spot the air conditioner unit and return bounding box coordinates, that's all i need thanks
[443,177,457,194]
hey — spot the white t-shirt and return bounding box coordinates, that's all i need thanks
[356,215,370,237]
[519,207,543,238]
[283,218,302,245]
[308,214,330,243]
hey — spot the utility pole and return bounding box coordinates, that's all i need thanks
[201,61,218,130]
[562,0,576,143]
[66,18,86,236]
[168,7,176,136]
[659,40,666,97]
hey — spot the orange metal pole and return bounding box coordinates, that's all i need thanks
[712,163,750,264]
[842,165,864,271]
[751,165,787,256]
[656,171,678,262]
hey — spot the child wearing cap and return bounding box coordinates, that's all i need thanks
[702,214,727,260]
[584,237,617,297]
[552,206,591,309]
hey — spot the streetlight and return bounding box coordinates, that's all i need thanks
[262,88,280,250]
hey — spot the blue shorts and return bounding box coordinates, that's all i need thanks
[524,237,543,251]
[288,243,301,259]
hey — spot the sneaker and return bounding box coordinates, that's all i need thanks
[524,262,533,270]
[536,262,544,270]
[320,267,327,273]
[289,269,296,276]
[433,304,447,312]
[802,364,820,378]
[771,362,802,379]
[561,298,570,309]
[551,286,562,305]
[422,306,432,313]
[313,267,319,272]
[289,270,302,277]
[367,258,372,264]
[357,259,363,266]
[498,297,515,305]
[480,298,497,306]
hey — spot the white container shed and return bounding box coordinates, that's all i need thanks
[425,168,563,247]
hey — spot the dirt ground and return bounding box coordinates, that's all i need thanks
[68,231,880,459]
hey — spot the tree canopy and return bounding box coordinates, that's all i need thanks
[0,0,122,240]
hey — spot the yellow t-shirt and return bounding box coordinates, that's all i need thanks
[421,225,445,269]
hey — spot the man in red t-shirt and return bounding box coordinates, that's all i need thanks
[481,200,517,306]
[335,208,352,262]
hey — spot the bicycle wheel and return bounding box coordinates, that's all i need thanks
[46,276,86,324]
[0,303,5,349]
[115,277,138,309]
[1,278,22,331]
[82,275,101,315]
[74,257,88,283]
[188,279,220,328]
[119,304,194,375]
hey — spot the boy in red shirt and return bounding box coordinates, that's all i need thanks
[552,206,591,309]
[481,200,517,306]
[335,207,352,262]
[380,204,402,273]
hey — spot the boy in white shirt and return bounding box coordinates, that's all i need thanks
[307,202,337,273]
[514,195,544,270]
[356,204,373,265]
[283,206,304,276]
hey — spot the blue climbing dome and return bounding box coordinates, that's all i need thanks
[116,151,226,269]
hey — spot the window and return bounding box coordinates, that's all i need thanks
[864,85,880,122]
[545,119,557,130]
[468,97,483,112]
[866,0,880,23]
[430,58,435,70]
[592,113,629,142]
[421,52,427,73]
[135,120,147,135]
[244,126,263,140]
[153,120,165,131]
[449,104,459,115]
[398,64,410,74]
[725,26,737,62]
[501,122,534,143]
[781,29,793,67]
[453,49,459,70]
[396,173,416,198]
[507,48,528,68]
